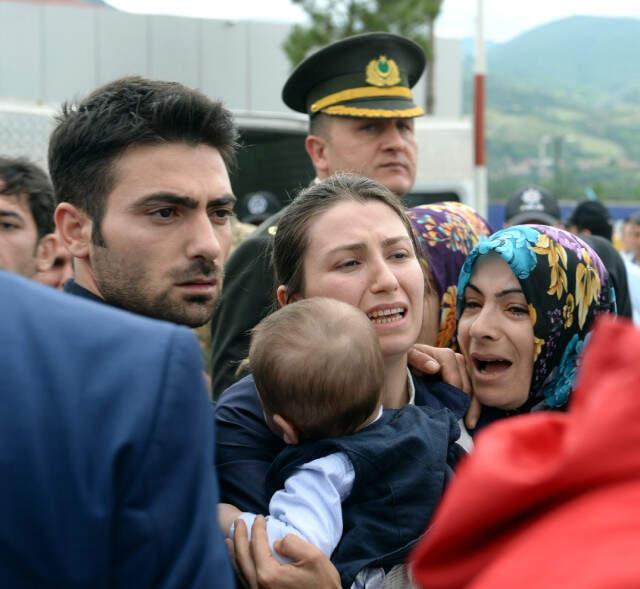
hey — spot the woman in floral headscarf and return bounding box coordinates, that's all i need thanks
[407,202,492,349]
[455,224,615,433]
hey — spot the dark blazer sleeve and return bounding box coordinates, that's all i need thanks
[215,376,285,514]
[210,231,275,399]
[113,328,234,589]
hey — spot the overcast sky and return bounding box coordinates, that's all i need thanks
[106,0,640,42]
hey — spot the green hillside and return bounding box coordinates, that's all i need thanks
[489,16,640,96]
[470,16,640,200]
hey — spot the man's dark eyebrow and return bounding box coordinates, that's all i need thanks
[130,192,236,211]
[466,282,524,298]
[208,193,236,207]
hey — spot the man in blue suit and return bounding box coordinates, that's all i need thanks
[0,270,234,589]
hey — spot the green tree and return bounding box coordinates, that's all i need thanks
[284,0,444,113]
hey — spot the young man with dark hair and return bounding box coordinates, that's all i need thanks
[566,200,613,241]
[0,156,55,278]
[52,76,238,326]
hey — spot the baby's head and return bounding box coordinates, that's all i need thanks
[250,297,384,444]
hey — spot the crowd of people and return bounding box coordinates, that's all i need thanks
[2,30,640,589]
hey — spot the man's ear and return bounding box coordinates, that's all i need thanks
[55,203,92,259]
[276,285,302,307]
[35,234,57,272]
[305,134,330,178]
[272,414,300,445]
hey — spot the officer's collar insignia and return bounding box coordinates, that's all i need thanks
[366,55,401,87]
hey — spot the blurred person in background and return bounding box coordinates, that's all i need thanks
[407,202,493,350]
[622,212,640,265]
[619,217,635,257]
[0,156,64,284]
[503,186,562,228]
[236,191,282,227]
[566,199,613,241]
[566,199,634,321]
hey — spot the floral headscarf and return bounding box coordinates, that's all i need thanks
[408,202,493,348]
[456,225,615,411]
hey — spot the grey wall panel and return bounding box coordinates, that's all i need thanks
[148,15,200,88]
[246,22,291,112]
[200,20,249,109]
[0,4,43,100]
[42,6,97,103]
[96,10,148,83]
[0,1,462,120]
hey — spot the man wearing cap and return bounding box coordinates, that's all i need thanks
[503,186,562,227]
[236,191,282,226]
[210,32,426,397]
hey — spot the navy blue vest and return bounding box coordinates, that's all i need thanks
[267,405,464,588]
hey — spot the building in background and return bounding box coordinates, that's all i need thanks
[0,0,473,209]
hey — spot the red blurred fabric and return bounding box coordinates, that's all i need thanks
[411,316,640,589]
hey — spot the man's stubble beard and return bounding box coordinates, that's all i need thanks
[91,244,223,327]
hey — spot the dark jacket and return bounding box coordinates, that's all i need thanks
[581,234,632,320]
[215,373,469,514]
[268,406,462,588]
[209,209,285,398]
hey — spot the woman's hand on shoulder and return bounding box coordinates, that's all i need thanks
[408,344,472,395]
[230,516,341,589]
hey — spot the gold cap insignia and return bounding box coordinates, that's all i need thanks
[365,55,401,87]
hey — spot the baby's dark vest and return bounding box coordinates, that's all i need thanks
[267,405,462,589]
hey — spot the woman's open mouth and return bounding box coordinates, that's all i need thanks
[367,306,407,325]
[472,356,513,376]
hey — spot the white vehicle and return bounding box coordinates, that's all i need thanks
[407,117,474,208]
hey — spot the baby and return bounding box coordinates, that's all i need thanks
[220,297,463,588]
